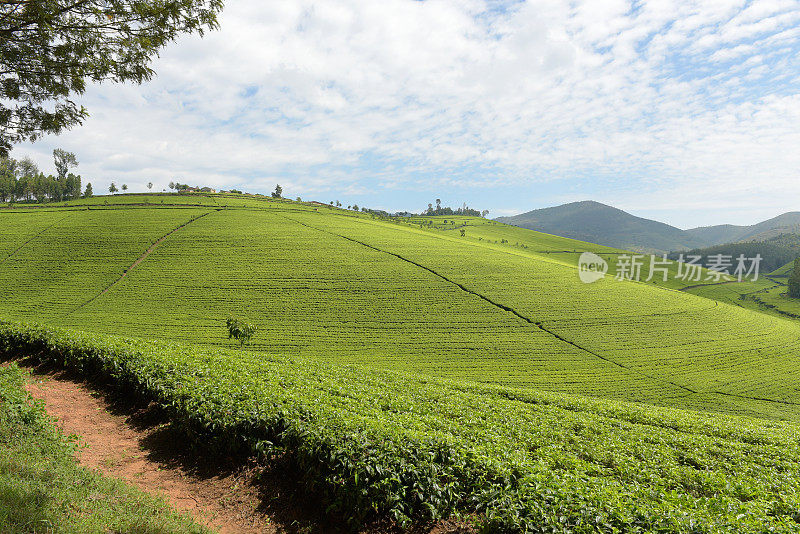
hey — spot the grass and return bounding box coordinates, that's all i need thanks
[0,362,208,534]
[2,194,800,420]
[3,322,800,532]
[684,275,800,321]
[753,284,800,318]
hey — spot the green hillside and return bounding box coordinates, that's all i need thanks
[3,194,800,421]
[6,193,800,530]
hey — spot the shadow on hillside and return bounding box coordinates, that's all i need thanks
[14,356,474,534]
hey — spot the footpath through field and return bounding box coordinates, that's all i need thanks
[22,365,471,534]
[25,368,277,534]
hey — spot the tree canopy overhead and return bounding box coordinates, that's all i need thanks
[0,0,224,156]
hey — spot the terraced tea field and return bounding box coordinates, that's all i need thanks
[2,194,800,421]
[4,322,800,532]
[684,268,800,321]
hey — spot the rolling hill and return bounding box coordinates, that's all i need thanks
[2,193,800,419]
[495,200,707,253]
[5,192,800,530]
[498,201,800,254]
[687,211,800,244]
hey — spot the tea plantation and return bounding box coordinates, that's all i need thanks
[2,193,800,530]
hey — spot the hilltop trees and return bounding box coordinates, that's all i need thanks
[109,182,118,194]
[53,149,82,202]
[53,149,77,179]
[0,0,223,155]
[423,199,487,217]
[84,183,93,198]
[0,152,85,203]
[122,184,128,192]
[272,184,282,198]
[0,162,14,202]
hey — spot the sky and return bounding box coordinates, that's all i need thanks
[12,0,800,229]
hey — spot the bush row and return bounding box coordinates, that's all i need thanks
[3,321,800,532]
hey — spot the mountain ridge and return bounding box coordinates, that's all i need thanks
[497,201,800,253]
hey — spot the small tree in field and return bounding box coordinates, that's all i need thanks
[271,184,282,198]
[84,183,93,198]
[226,318,256,346]
[109,182,118,194]
[147,182,153,191]
[788,258,800,298]
[121,183,128,192]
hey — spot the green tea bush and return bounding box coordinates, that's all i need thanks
[3,321,800,532]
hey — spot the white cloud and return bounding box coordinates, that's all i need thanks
[13,0,800,224]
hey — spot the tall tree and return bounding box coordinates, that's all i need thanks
[84,183,93,198]
[0,158,14,202]
[52,149,77,180]
[109,182,118,194]
[0,0,224,155]
[65,173,81,200]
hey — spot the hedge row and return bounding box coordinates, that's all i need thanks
[3,321,800,533]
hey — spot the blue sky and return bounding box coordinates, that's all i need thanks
[14,0,800,228]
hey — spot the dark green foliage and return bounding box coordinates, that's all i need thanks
[669,241,796,274]
[424,199,485,217]
[226,317,256,346]
[788,258,800,298]
[83,182,93,198]
[109,182,118,194]
[0,0,223,155]
[272,184,282,198]
[0,153,85,203]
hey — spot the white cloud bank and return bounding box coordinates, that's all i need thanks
[14,0,800,225]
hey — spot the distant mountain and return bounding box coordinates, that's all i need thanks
[686,212,800,244]
[495,201,707,253]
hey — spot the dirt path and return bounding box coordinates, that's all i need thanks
[21,365,472,534]
[25,369,279,534]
